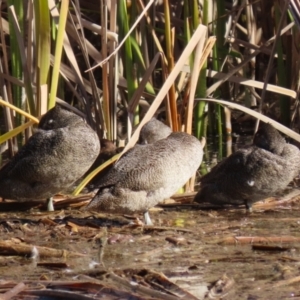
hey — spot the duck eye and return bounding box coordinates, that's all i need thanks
[44,119,55,129]
[247,180,255,186]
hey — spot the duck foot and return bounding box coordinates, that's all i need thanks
[143,211,153,226]
[244,201,252,213]
[46,197,54,211]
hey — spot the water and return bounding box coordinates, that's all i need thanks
[1,132,300,299]
[0,203,299,299]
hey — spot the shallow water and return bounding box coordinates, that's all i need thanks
[0,199,300,299]
[1,132,300,299]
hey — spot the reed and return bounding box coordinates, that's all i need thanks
[0,0,298,175]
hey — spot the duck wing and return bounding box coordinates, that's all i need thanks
[201,148,250,184]
[95,133,201,191]
[0,129,63,184]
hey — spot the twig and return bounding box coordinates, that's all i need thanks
[0,282,26,300]
[217,236,300,245]
[22,289,96,300]
[107,272,180,300]
[273,275,300,287]
[0,240,86,258]
[86,0,155,70]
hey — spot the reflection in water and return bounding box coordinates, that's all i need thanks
[0,206,299,299]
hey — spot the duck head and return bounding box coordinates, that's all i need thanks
[139,118,172,144]
[38,105,83,130]
[253,123,285,155]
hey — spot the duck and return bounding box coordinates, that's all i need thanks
[0,104,100,211]
[85,118,203,225]
[139,118,172,144]
[84,139,125,192]
[194,123,300,211]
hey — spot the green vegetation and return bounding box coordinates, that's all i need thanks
[1,0,300,164]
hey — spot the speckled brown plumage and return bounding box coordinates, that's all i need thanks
[139,118,172,144]
[0,105,100,207]
[85,118,203,224]
[84,139,124,192]
[194,123,300,210]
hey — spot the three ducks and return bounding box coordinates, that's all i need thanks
[0,105,100,210]
[1,108,298,220]
[194,123,300,211]
[85,118,204,225]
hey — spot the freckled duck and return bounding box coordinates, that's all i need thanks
[85,118,203,225]
[84,139,125,192]
[0,105,100,211]
[194,123,300,211]
[139,118,172,144]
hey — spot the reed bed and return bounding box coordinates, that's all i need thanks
[1,0,300,172]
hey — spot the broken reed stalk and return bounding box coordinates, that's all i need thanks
[218,236,300,245]
[0,240,86,258]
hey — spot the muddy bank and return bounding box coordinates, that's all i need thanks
[0,193,299,299]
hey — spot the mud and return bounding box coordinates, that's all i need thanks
[0,193,299,299]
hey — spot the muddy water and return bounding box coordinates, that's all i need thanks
[0,201,300,299]
[1,134,300,299]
